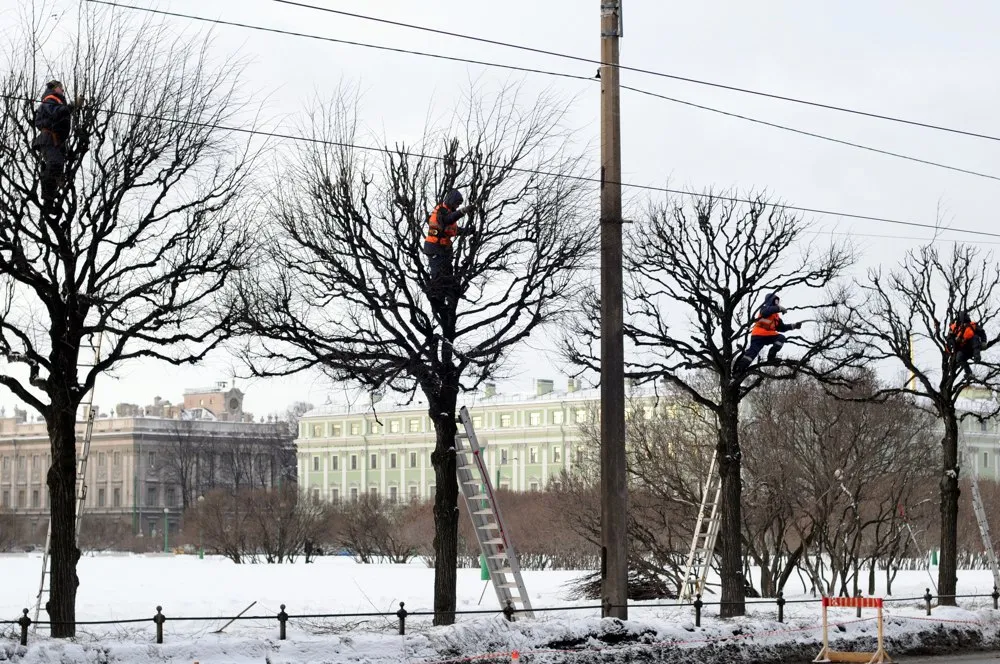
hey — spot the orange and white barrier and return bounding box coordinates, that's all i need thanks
[814,596,892,663]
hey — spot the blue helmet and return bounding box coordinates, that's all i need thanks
[443,189,463,209]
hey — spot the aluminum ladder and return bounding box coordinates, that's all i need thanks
[967,445,1000,592]
[33,332,104,628]
[679,450,723,602]
[456,406,533,618]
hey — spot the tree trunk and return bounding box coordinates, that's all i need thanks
[46,403,80,638]
[938,413,960,606]
[717,392,745,617]
[429,384,459,626]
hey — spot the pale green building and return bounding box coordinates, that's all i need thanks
[296,379,600,502]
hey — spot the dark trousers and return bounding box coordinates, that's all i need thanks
[734,334,786,373]
[427,253,455,304]
[36,144,66,206]
[956,337,984,370]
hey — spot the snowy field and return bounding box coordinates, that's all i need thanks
[1,554,999,663]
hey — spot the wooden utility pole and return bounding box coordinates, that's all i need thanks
[599,0,628,621]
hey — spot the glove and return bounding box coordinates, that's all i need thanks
[461,205,475,215]
[779,306,788,313]
[73,95,85,108]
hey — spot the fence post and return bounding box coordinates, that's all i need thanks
[18,609,30,646]
[154,606,165,644]
[993,586,999,611]
[503,600,515,623]
[855,591,862,619]
[924,588,933,616]
[693,594,703,628]
[776,592,785,624]
[397,602,407,635]
[278,604,288,641]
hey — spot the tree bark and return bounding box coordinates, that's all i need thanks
[718,391,745,617]
[430,381,460,626]
[938,413,960,605]
[46,403,80,638]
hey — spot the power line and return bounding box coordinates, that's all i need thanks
[86,1,1000,185]
[8,90,998,242]
[271,0,1000,144]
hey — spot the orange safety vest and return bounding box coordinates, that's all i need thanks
[424,204,459,249]
[38,94,68,146]
[752,312,781,337]
[950,321,977,345]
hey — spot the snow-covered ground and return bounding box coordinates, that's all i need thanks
[1,554,999,663]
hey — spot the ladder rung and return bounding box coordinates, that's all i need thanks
[488,553,509,560]
[483,538,506,545]
[498,583,519,589]
[493,568,514,574]
[463,479,482,485]
[477,523,500,530]
[469,494,489,500]
[473,509,495,515]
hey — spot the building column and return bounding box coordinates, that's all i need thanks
[541,445,549,488]
[420,446,427,498]
[322,448,329,497]
[380,449,387,495]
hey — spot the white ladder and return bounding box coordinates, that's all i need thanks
[679,450,723,602]
[967,449,1000,592]
[33,332,104,628]
[456,406,533,618]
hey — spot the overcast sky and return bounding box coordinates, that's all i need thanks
[2,0,999,417]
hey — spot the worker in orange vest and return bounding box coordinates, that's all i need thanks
[31,80,83,211]
[423,189,475,305]
[733,292,803,376]
[946,311,988,378]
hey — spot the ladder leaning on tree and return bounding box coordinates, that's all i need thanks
[679,450,723,602]
[455,406,533,618]
[33,332,104,629]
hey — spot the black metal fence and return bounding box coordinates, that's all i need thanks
[5,588,999,647]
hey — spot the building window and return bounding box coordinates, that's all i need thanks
[370,454,377,470]
[1,490,8,508]
[113,487,121,507]
[331,455,339,471]
[981,420,989,433]
[389,486,398,503]
[312,424,322,437]
[499,414,512,428]
[350,455,358,470]
[350,422,360,435]
[369,487,378,498]
[552,410,565,425]
[551,480,563,491]
[98,452,106,467]
[148,452,156,469]
[410,451,418,468]
[575,409,587,423]
[146,486,157,507]
[166,488,176,507]
[311,488,320,505]
[408,419,420,433]
[499,482,510,490]
[428,484,435,497]
[17,490,25,507]
[472,415,483,428]
[552,447,562,463]
[576,448,585,465]
[98,488,106,507]
[370,421,383,435]
[332,424,342,437]
[350,487,359,501]
[1,457,7,471]
[312,456,320,472]
[529,448,537,464]
[113,451,121,466]
[17,456,25,471]
[331,488,340,503]
[409,485,418,499]
[529,412,542,426]
[32,455,40,471]
[500,449,508,465]
[390,453,397,469]
[31,490,40,508]
[985,452,990,468]
[389,420,401,433]
[529,482,538,492]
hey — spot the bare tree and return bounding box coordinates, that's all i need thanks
[836,243,1000,604]
[235,84,592,624]
[565,194,855,616]
[161,420,201,511]
[0,8,257,635]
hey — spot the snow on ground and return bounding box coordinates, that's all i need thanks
[1,554,999,662]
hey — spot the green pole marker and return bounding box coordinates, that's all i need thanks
[481,553,490,580]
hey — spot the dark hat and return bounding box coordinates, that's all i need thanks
[45,79,64,90]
